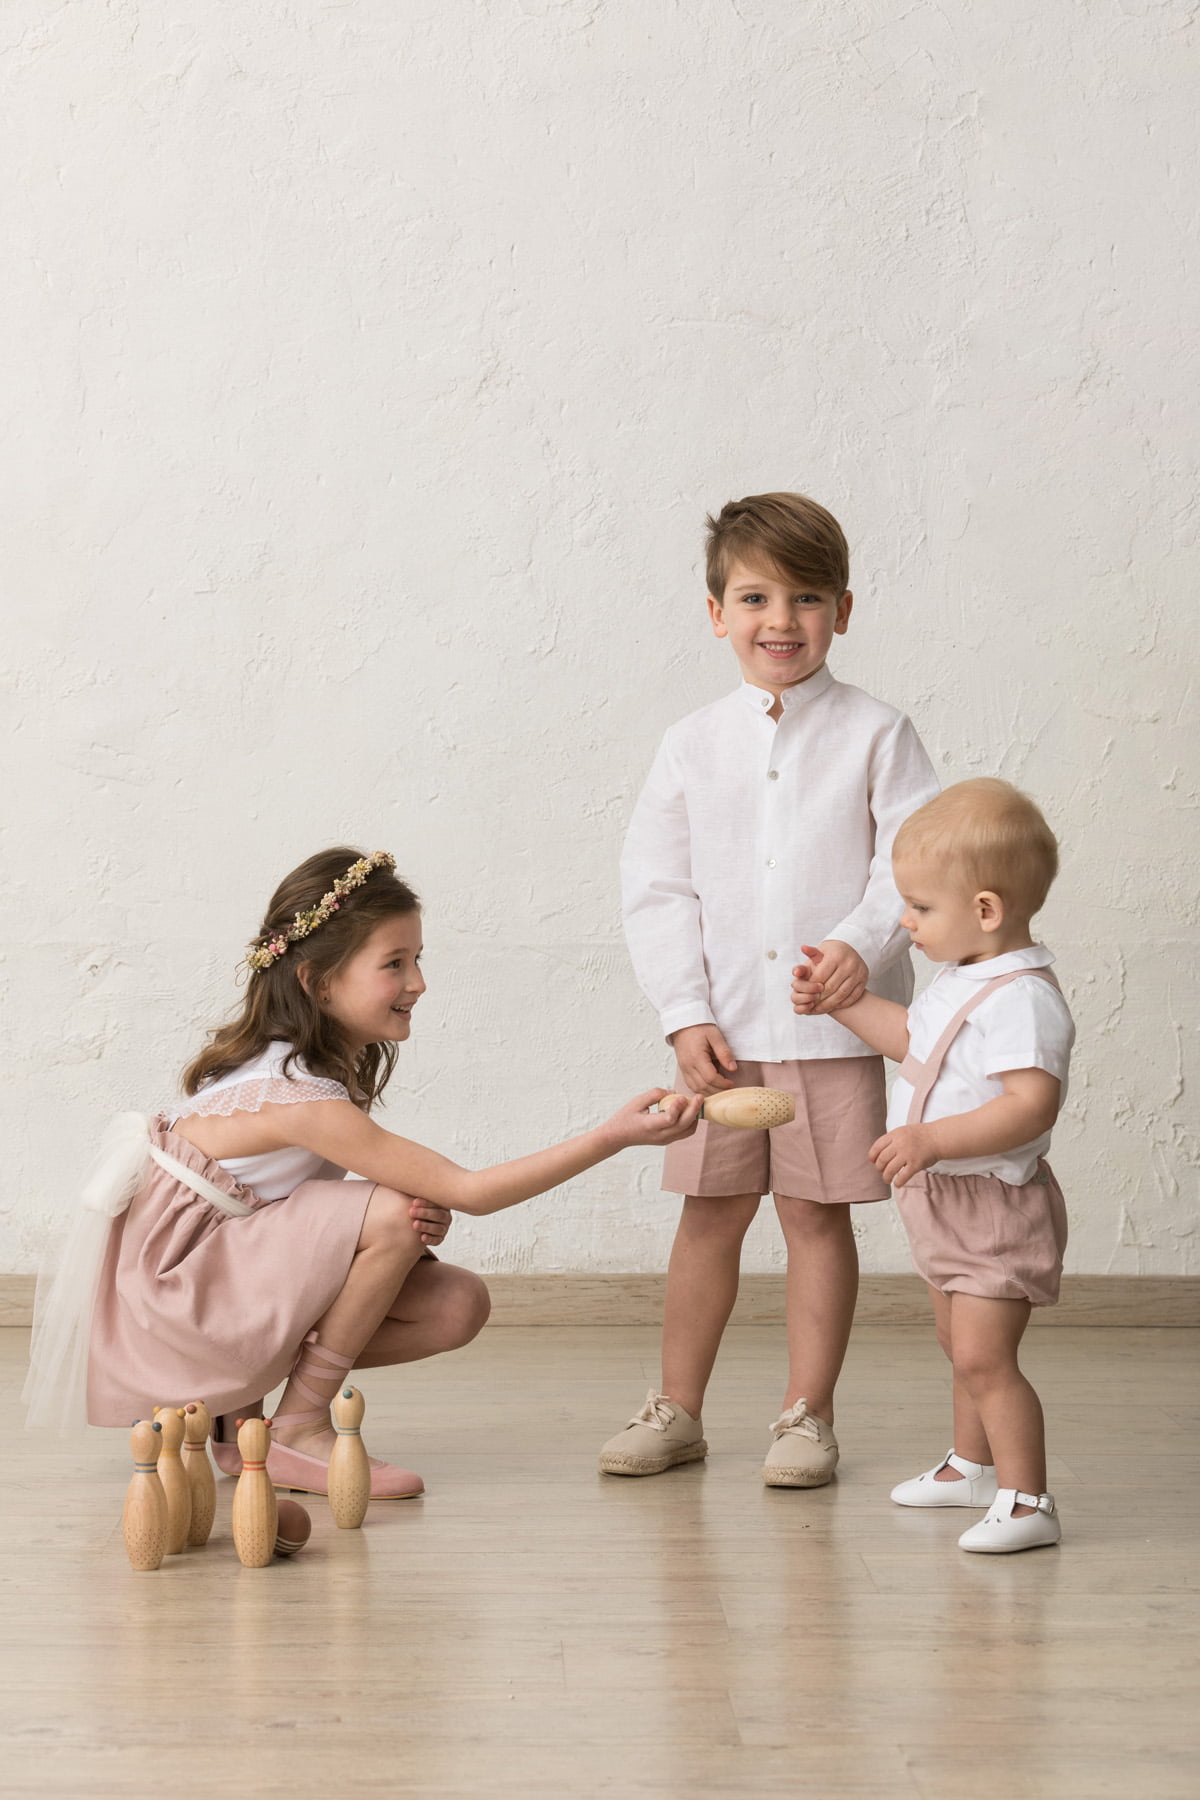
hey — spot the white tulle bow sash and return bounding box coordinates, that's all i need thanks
[23,1113,253,1433]
[81,1112,254,1219]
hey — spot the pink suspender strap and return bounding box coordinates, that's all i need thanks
[899,967,1062,1127]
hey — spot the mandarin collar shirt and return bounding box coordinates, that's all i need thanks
[621,671,939,1062]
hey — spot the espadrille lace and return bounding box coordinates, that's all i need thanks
[627,1391,677,1432]
[768,1399,822,1441]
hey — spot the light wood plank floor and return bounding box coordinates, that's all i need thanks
[1,1323,1196,1799]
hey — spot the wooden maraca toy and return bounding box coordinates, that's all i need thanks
[182,1402,217,1548]
[231,1417,278,1568]
[152,1404,192,1554]
[665,1087,795,1130]
[328,1387,371,1529]
[122,1419,168,1571]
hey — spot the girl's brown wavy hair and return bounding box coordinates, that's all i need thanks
[181,847,421,1110]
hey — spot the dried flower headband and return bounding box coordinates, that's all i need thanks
[244,852,397,972]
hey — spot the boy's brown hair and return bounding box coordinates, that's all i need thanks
[704,492,850,600]
[894,780,1060,919]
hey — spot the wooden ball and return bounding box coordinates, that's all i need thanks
[273,1498,312,1557]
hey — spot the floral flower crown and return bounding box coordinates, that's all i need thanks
[244,851,397,971]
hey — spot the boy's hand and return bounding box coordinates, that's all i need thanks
[869,1123,940,1187]
[408,1197,452,1246]
[670,1023,738,1097]
[792,940,868,1015]
[608,1088,703,1149]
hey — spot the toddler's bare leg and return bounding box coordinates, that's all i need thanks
[773,1195,859,1423]
[948,1293,1044,1511]
[660,1193,761,1418]
[927,1283,992,1476]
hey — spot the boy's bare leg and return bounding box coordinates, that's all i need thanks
[772,1195,859,1423]
[659,1193,761,1418]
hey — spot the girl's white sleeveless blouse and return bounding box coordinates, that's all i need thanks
[167,1041,349,1199]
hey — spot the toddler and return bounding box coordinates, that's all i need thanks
[793,779,1074,1551]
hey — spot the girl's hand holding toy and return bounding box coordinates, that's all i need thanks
[603,1088,704,1148]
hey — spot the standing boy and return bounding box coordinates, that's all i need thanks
[600,492,939,1485]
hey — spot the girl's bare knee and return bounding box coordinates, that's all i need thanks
[447,1270,491,1346]
[360,1186,417,1250]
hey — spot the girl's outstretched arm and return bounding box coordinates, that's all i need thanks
[267,1088,702,1216]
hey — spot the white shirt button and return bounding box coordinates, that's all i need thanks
[769,770,779,780]
[766,859,776,868]
[766,950,777,960]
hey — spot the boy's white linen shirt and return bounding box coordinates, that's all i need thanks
[888,944,1075,1184]
[621,668,940,1062]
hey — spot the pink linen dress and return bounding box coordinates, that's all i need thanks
[86,1044,374,1426]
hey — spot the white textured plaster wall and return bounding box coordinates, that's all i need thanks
[4,1,1197,1279]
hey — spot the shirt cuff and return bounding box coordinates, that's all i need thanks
[982,1051,1060,1080]
[660,1003,717,1042]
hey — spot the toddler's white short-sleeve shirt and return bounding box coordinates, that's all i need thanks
[887,945,1075,1184]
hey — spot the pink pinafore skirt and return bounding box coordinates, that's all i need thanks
[87,1118,373,1426]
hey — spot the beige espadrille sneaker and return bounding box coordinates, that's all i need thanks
[598,1390,707,1476]
[762,1398,839,1487]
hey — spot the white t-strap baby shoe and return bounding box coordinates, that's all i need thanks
[890,1451,998,1508]
[958,1488,1061,1553]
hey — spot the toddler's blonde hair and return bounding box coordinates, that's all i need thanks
[894,779,1059,919]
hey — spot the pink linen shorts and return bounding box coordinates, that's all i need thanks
[661,1056,889,1204]
[896,1161,1068,1307]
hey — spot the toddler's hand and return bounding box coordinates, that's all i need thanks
[791,947,825,1014]
[671,1023,738,1097]
[869,1123,940,1187]
[796,939,868,1015]
[608,1088,703,1150]
[408,1197,452,1246]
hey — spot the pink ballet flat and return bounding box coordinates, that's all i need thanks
[211,1407,264,1477]
[266,1332,424,1499]
[265,1437,424,1499]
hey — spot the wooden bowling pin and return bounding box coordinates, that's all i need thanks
[697,1087,795,1130]
[122,1420,168,1571]
[182,1402,217,1547]
[273,1497,312,1557]
[328,1387,371,1529]
[231,1417,278,1568]
[152,1405,192,1554]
